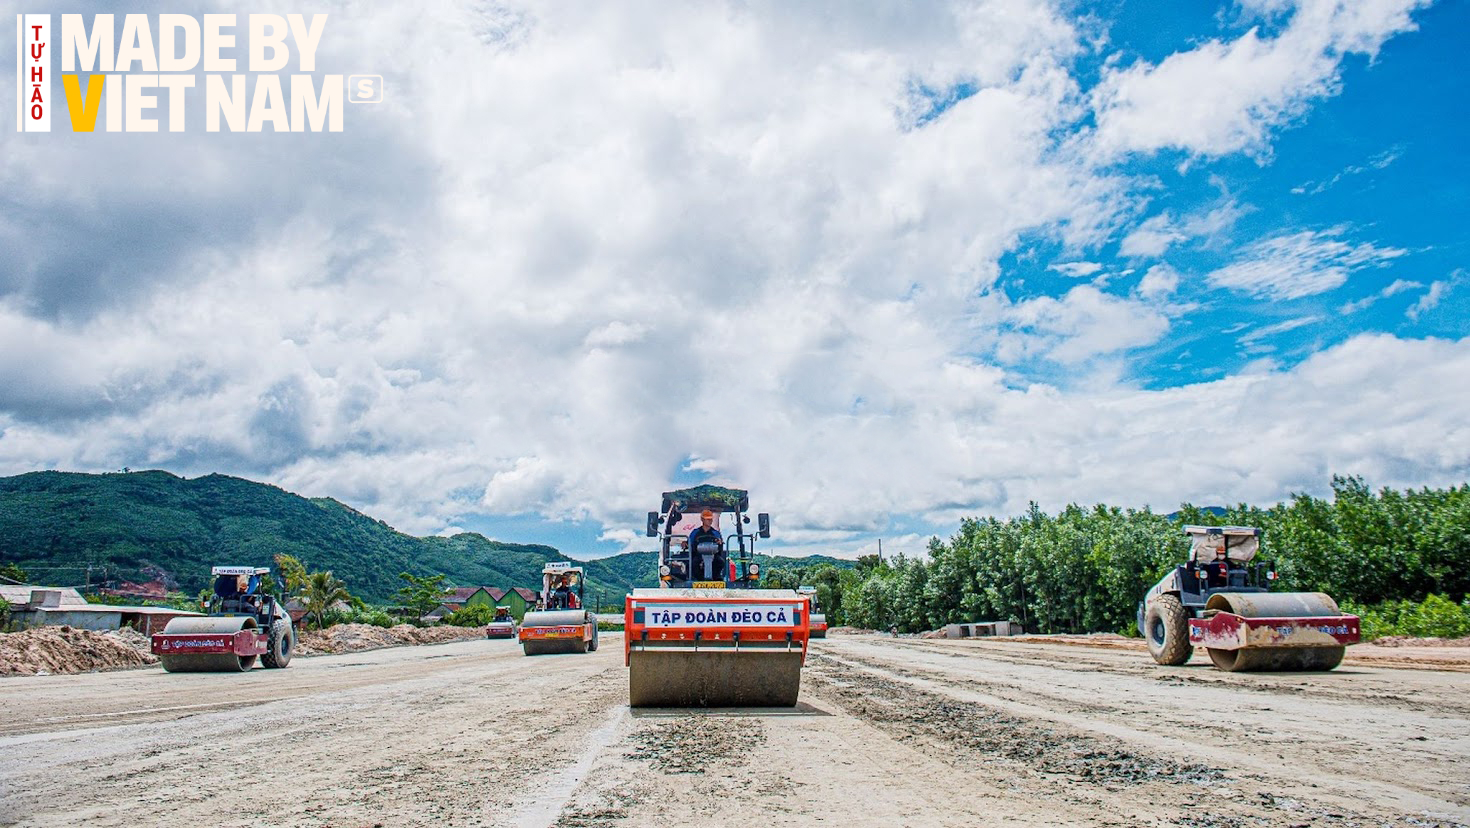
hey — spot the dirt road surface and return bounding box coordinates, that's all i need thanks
[2,633,1466,827]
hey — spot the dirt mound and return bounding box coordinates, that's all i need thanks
[294,623,485,655]
[825,626,877,635]
[0,626,158,676]
[103,626,156,658]
[1370,635,1470,648]
[920,629,948,639]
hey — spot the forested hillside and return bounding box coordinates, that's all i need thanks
[0,470,850,603]
[0,470,577,601]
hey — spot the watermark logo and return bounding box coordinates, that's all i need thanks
[346,74,382,104]
[18,15,49,131]
[15,12,378,132]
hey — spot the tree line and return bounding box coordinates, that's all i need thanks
[764,476,1470,636]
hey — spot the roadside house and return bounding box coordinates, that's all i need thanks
[495,587,538,620]
[435,586,538,621]
[2,585,198,636]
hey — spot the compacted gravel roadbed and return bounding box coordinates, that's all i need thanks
[2,634,1465,827]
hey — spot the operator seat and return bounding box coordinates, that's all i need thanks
[1227,565,1248,589]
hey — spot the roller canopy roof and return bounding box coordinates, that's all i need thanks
[1183,525,1262,563]
[661,484,749,513]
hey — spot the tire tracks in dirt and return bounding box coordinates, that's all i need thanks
[814,643,1469,828]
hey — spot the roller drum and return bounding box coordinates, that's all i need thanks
[520,610,588,628]
[1204,591,1342,618]
[522,639,588,656]
[628,651,803,707]
[157,615,259,673]
[1208,645,1346,672]
[1204,592,1348,672]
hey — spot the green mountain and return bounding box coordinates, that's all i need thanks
[0,470,570,601]
[589,551,855,589]
[0,470,851,604]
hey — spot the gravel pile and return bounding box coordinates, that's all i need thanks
[294,623,485,655]
[103,626,156,658]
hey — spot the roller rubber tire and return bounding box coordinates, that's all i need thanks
[588,626,599,652]
[262,620,293,668]
[1144,595,1192,666]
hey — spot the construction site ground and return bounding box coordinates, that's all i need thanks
[2,633,1466,828]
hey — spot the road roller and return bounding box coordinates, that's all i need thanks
[1138,526,1359,672]
[626,485,811,707]
[797,586,828,639]
[485,606,518,639]
[519,563,598,655]
[151,566,294,672]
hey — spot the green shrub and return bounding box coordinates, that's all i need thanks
[322,606,397,628]
[445,604,496,627]
[1401,594,1470,638]
[1344,594,1470,640]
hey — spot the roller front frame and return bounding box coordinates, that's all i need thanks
[152,615,267,672]
[1188,592,1361,652]
[624,591,811,663]
[624,590,811,707]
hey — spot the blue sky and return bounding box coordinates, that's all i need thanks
[1,1,1466,562]
[993,0,1467,390]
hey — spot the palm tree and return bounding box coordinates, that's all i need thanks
[301,571,352,630]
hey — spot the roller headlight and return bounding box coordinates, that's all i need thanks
[659,564,671,577]
[747,563,760,576]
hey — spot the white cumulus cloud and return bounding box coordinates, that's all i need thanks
[1090,0,1430,158]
